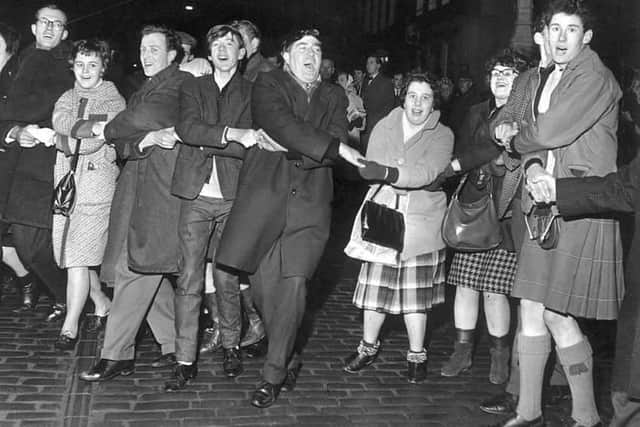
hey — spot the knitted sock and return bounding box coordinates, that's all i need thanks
[358,339,380,356]
[516,333,551,421]
[557,339,601,427]
[407,349,427,363]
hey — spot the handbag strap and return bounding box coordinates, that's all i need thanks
[369,184,400,210]
[69,97,89,173]
[452,171,494,201]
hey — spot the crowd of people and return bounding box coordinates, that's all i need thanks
[0,0,639,426]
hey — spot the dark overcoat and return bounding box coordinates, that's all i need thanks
[100,64,190,284]
[0,43,73,228]
[360,73,394,148]
[216,68,348,278]
[556,154,640,399]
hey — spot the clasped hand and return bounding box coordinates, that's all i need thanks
[141,127,181,150]
[525,164,556,204]
[494,121,519,152]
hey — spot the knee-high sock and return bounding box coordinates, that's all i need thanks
[516,333,551,421]
[557,339,600,426]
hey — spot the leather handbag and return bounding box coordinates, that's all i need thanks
[442,174,502,252]
[52,138,80,217]
[524,204,559,250]
[361,185,405,252]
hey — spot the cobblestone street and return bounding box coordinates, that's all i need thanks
[0,187,615,426]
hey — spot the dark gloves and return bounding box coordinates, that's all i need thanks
[358,159,399,183]
[424,162,457,191]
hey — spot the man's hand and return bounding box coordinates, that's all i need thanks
[92,121,106,139]
[525,164,555,204]
[139,127,181,151]
[494,122,519,150]
[14,125,39,148]
[226,128,259,148]
[256,129,288,152]
[338,142,364,167]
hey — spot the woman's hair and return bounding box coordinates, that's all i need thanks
[0,22,20,57]
[140,24,184,64]
[71,38,112,72]
[400,72,440,110]
[485,49,530,77]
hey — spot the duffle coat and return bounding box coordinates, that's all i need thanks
[100,64,190,283]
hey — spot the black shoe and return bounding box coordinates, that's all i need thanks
[12,282,39,313]
[54,332,78,351]
[151,353,177,368]
[281,363,302,392]
[164,363,198,392]
[79,359,135,382]
[45,303,66,322]
[486,415,545,427]
[242,336,267,358]
[343,351,377,373]
[199,324,222,354]
[250,381,281,408]
[407,360,427,384]
[84,313,108,333]
[480,392,518,415]
[223,347,243,377]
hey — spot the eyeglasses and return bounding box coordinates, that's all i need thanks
[490,68,517,78]
[36,17,65,31]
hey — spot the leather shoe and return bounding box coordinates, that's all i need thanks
[79,359,134,382]
[250,381,281,408]
[164,363,198,392]
[223,347,243,377]
[54,332,78,351]
[480,392,518,415]
[151,353,177,368]
[343,351,377,373]
[84,313,108,333]
[242,336,267,358]
[280,363,302,392]
[486,415,545,427]
[13,281,39,313]
[45,303,66,322]
[407,360,427,384]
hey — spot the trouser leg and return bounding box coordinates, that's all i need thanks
[101,248,164,361]
[11,223,66,302]
[610,392,640,427]
[147,277,176,356]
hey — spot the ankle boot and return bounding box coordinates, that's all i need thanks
[239,288,265,347]
[199,292,221,354]
[489,335,511,385]
[441,328,474,377]
[13,279,39,313]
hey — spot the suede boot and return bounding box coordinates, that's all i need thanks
[239,288,266,347]
[490,334,511,385]
[441,328,474,377]
[199,292,221,354]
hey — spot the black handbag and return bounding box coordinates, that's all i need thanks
[442,174,502,252]
[52,138,80,217]
[361,185,405,252]
[524,204,559,250]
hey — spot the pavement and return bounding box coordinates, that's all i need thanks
[0,183,616,426]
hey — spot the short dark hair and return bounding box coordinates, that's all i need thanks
[366,55,382,66]
[485,49,530,77]
[176,31,197,49]
[230,19,261,43]
[140,24,184,64]
[401,72,441,110]
[72,39,112,73]
[0,22,20,56]
[206,24,244,50]
[35,4,67,25]
[541,0,595,32]
[281,28,321,53]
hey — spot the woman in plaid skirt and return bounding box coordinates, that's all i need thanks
[441,52,529,385]
[343,74,453,383]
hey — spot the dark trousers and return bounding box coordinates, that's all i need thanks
[10,223,66,302]
[251,238,307,384]
[175,196,236,363]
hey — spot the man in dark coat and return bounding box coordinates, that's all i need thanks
[165,24,259,391]
[232,19,275,83]
[0,5,73,317]
[527,155,640,427]
[79,25,190,383]
[360,55,395,153]
[216,28,363,408]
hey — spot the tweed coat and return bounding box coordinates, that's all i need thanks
[511,46,624,319]
[556,154,640,398]
[216,68,348,278]
[0,42,74,228]
[100,64,190,283]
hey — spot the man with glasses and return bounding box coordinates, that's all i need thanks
[216,28,363,408]
[0,4,72,319]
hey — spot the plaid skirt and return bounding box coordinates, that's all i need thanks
[352,248,446,314]
[448,249,517,295]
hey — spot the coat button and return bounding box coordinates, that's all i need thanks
[291,188,297,195]
[397,158,405,165]
[294,161,301,168]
